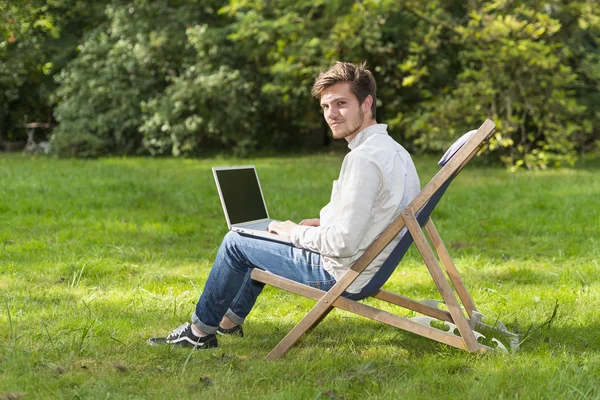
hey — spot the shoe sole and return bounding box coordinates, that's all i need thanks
[147,337,217,349]
[216,327,244,337]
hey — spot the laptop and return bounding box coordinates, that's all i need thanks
[212,165,291,244]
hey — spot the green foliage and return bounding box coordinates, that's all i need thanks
[139,0,398,156]
[399,1,597,169]
[2,0,600,167]
[140,63,259,157]
[0,0,108,141]
[138,19,262,157]
[52,1,211,157]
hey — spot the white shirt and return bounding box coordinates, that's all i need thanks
[290,124,421,293]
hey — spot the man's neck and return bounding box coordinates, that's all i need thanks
[345,119,377,143]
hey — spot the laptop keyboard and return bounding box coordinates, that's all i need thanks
[242,220,272,231]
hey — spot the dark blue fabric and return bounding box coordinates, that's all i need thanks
[344,176,455,301]
[343,129,475,301]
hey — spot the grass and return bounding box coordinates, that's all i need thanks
[0,152,599,399]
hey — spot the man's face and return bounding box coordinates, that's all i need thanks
[320,82,370,142]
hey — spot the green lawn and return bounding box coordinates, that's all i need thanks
[1,153,599,399]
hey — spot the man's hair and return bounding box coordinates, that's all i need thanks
[311,61,377,119]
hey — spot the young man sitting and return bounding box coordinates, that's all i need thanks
[148,61,421,348]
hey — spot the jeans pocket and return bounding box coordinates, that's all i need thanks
[306,279,337,291]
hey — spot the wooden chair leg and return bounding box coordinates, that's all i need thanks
[253,270,497,354]
[266,303,334,359]
[402,210,481,352]
[306,308,333,334]
[424,218,477,317]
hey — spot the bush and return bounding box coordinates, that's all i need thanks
[52,1,210,156]
[44,0,600,167]
[398,3,594,169]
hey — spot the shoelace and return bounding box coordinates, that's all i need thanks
[167,322,190,339]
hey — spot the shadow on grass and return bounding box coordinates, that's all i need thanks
[210,316,600,359]
[125,291,600,359]
[467,267,562,286]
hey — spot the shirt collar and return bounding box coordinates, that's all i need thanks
[347,124,388,150]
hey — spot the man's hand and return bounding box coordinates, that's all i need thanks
[299,218,320,227]
[267,220,298,238]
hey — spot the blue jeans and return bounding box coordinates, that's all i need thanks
[192,231,337,334]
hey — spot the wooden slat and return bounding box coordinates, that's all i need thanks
[333,296,468,350]
[253,269,504,347]
[424,218,477,316]
[264,296,337,358]
[261,214,412,359]
[372,290,453,322]
[251,269,469,352]
[251,269,324,300]
[402,210,481,352]
[253,269,472,327]
[404,119,496,216]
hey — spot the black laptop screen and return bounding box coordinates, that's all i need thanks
[215,168,269,225]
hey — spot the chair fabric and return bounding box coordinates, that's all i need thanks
[438,129,478,167]
[345,178,453,300]
[346,128,473,301]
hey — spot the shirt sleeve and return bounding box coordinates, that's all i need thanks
[290,153,382,258]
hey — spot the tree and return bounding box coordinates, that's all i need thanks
[52,1,219,156]
[0,0,108,143]
[397,0,598,169]
[3,0,595,167]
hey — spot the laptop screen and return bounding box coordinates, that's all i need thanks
[214,167,269,225]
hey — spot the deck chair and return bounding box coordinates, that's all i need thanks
[251,119,519,359]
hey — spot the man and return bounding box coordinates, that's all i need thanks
[148,61,421,348]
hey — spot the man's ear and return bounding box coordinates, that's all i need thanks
[362,95,373,113]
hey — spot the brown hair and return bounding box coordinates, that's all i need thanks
[311,61,377,119]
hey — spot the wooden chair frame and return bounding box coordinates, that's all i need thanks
[251,119,518,359]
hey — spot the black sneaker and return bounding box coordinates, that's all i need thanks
[147,323,218,349]
[216,325,244,337]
